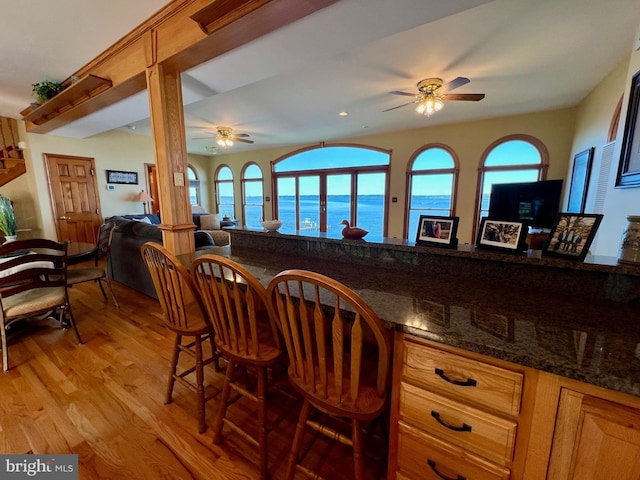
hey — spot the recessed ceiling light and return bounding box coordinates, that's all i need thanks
[339,111,348,116]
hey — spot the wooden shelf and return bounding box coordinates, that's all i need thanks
[21,74,111,130]
[190,0,273,35]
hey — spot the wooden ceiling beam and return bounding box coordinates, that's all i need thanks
[22,0,339,133]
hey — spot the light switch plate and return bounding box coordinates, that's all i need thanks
[174,172,185,186]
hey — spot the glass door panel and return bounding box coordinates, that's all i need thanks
[298,176,320,233]
[276,177,296,234]
[356,172,386,242]
[326,174,351,237]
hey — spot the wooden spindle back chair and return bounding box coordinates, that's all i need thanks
[67,221,119,307]
[141,242,220,433]
[0,239,82,371]
[265,269,391,480]
[192,254,282,480]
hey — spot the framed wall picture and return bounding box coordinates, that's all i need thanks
[617,69,640,187]
[106,170,138,185]
[567,147,594,213]
[542,213,604,261]
[476,218,528,253]
[415,215,459,249]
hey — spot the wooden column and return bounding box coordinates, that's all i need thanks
[146,62,195,255]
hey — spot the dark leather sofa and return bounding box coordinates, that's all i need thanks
[106,214,215,299]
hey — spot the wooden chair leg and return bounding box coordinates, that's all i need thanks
[213,360,235,444]
[257,367,268,480]
[286,399,311,480]
[165,335,181,404]
[195,335,207,434]
[1,323,8,372]
[352,419,364,480]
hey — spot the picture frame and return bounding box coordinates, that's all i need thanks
[476,218,528,253]
[542,213,604,261]
[567,147,594,213]
[617,69,640,188]
[415,215,459,249]
[106,169,138,185]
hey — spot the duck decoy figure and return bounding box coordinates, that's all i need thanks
[340,219,368,240]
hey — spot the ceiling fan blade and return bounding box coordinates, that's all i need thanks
[235,138,254,144]
[389,90,417,97]
[234,133,251,138]
[442,93,485,101]
[382,101,416,112]
[439,76,470,93]
[192,137,213,140]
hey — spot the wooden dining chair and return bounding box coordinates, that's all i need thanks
[67,222,119,308]
[192,254,282,480]
[141,242,221,433]
[265,269,392,480]
[0,238,83,371]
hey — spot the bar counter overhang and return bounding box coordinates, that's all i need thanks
[178,227,640,398]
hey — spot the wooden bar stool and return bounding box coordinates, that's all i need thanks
[192,254,282,480]
[141,242,221,434]
[266,269,392,480]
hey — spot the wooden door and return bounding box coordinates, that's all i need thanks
[45,153,102,243]
[146,163,160,215]
[548,389,640,479]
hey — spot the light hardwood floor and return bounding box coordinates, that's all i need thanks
[0,277,387,479]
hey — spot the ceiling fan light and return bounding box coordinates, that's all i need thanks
[415,101,427,114]
[216,137,226,147]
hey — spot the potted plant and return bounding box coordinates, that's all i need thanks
[32,80,65,105]
[0,195,17,241]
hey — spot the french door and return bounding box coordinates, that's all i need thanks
[275,170,387,240]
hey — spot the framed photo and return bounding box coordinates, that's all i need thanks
[567,147,594,213]
[617,69,640,188]
[415,215,459,249]
[106,170,138,185]
[476,218,527,253]
[542,213,604,261]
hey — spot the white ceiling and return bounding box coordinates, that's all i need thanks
[2,0,639,156]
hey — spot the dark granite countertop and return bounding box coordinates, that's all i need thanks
[182,236,640,398]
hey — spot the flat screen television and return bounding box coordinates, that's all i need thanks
[488,179,563,230]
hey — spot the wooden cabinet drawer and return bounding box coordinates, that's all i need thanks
[400,382,517,465]
[402,339,523,416]
[397,421,511,480]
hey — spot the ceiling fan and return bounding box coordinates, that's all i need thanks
[193,126,254,147]
[383,77,485,116]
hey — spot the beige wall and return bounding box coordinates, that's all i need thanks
[7,127,156,239]
[209,108,576,244]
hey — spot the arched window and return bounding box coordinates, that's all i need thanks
[187,165,201,206]
[475,135,548,237]
[215,165,235,218]
[272,144,390,241]
[406,145,458,242]
[242,163,264,228]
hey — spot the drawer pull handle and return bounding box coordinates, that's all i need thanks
[434,367,477,387]
[431,410,472,432]
[427,459,467,480]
